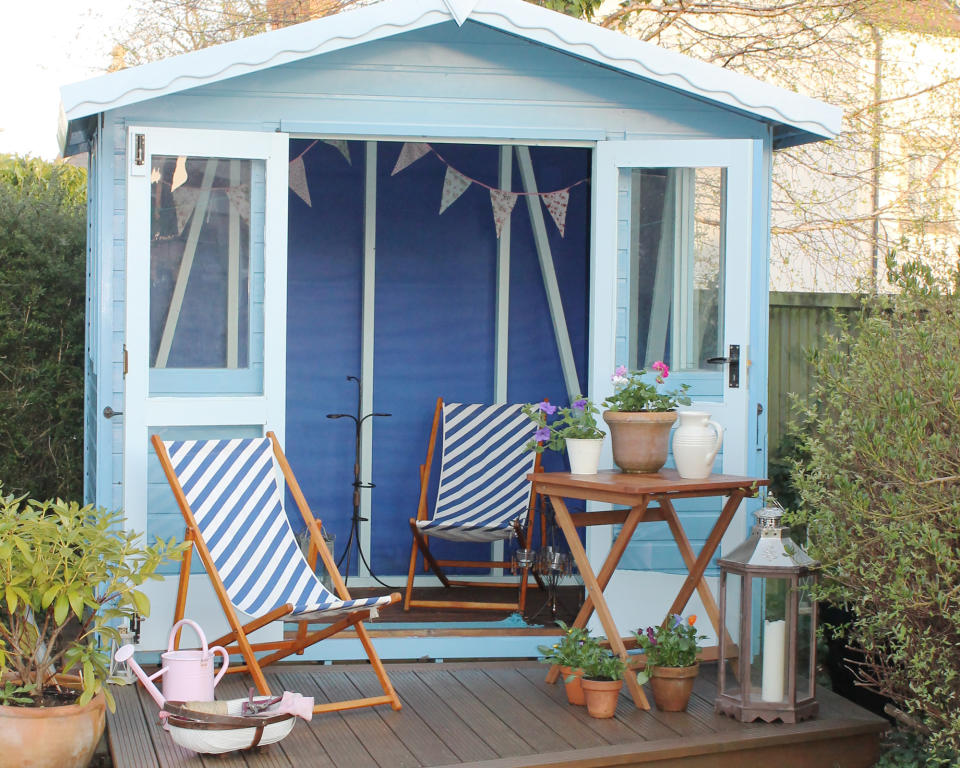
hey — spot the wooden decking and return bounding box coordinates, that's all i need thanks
[106,661,886,768]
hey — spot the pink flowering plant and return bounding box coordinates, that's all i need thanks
[523,396,605,453]
[634,614,706,684]
[603,362,691,413]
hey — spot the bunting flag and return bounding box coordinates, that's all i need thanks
[439,166,471,214]
[541,189,570,238]
[323,139,351,165]
[150,167,162,184]
[171,156,189,192]
[225,184,251,222]
[490,189,518,239]
[391,142,431,176]
[289,156,312,207]
[172,186,201,234]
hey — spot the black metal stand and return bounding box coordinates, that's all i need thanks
[326,375,395,588]
[523,497,577,624]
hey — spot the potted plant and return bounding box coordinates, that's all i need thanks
[0,492,184,768]
[537,622,598,705]
[602,363,691,473]
[635,613,706,712]
[524,396,606,474]
[579,645,628,719]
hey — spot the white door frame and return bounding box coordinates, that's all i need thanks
[588,138,755,638]
[124,126,289,649]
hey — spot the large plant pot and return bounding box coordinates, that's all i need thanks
[559,666,585,706]
[581,678,623,719]
[649,663,699,712]
[0,675,106,768]
[602,411,677,473]
[565,438,603,475]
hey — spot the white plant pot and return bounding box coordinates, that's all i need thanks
[566,437,604,474]
[672,411,724,480]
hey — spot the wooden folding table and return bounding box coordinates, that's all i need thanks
[529,469,766,710]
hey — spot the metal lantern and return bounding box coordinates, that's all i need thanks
[715,496,820,723]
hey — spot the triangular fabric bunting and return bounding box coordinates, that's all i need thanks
[289,156,312,207]
[225,184,251,222]
[490,189,518,239]
[150,167,162,184]
[171,156,188,192]
[172,186,201,234]
[541,189,570,237]
[323,139,351,165]
[391,142,431,175]
[439,166,471,214]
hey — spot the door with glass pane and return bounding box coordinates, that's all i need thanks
[124,127,288,649]
[590,139,754,637]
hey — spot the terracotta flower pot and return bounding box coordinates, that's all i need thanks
[649,663,700,712]
[559,666,585,706]
[0,675,106,768]
[580,678,622,719]
[602,411,677,473]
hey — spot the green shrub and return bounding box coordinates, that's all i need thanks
[788,257,960,757]
[0,155,86,500]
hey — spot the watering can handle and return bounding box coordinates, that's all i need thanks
[210,646,230,686]
[167,618,209,653]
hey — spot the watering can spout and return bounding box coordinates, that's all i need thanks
[115,644,167,709]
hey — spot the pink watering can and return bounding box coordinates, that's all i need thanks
[115,619,229,709]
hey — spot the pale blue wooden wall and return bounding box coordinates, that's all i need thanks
[87,19,772,574]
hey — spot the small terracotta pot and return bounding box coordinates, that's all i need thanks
[649,663,700,712]
[559,666,585,706]
[0,674,106,768]
[580,678,623,719]
[602,411,677,473]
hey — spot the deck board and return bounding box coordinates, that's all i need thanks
[107,661,887,768]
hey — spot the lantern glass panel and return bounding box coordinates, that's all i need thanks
[749,575,791,705]
[797,575,815,700]
[719,572,741,698]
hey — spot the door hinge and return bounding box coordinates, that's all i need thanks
[123,345,128,376]
[134,133,145,166]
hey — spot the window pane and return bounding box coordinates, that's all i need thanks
[620,167,726,372]
[150,156,252,371]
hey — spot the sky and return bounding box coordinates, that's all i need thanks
[0,0,132,160]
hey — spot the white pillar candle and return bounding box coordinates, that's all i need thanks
[761,619,786,702]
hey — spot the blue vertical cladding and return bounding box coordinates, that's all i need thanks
[285,140,590,576]
[285,140,365,563]
[84,145,99,506]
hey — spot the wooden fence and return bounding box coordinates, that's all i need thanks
[767,292,864,460]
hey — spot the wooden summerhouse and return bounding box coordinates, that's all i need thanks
[61,0,841,657]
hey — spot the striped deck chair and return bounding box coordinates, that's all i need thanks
[152,432,401,714]
[403,399,543,612]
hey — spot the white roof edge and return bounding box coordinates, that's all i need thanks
[60,0,840,145]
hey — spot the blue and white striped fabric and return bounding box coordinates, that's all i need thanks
[163,437,393,620]
[417,403,537,542]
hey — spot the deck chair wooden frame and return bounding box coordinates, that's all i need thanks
[152,432,402,714]
[403,398,544,613]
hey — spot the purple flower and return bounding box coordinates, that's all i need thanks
[533,426,551,441]
[646,626,656,642]
[672,614,683,628]
[536,400,558,415]
[572,398,587,411]
[615,365,627,377]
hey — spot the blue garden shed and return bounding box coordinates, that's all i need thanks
[60,0,840,655]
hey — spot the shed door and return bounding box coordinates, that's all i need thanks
[123,127,288,649]
[589,139,754,638]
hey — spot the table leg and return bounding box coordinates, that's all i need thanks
[659,498,736,655]
[547,495,650,710]
[664,490,746,621]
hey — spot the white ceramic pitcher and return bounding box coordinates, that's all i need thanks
[672,411,723,480]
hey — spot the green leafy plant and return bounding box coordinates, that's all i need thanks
[634,614,705,684]
[537,622,599,674]
[580,645,627,682]
[523,397,605,453]
[0,492,187,710]
[788,256,960,756]
[604,363,691,413]
[0,681,36,706]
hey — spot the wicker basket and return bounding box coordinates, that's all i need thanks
[163,700,296,754]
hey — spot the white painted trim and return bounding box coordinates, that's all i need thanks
[227,159,242,369]
[495,146,511,405]
[515,145,581,399]
[61,0,839,153]
[286,131,599,148]
[359,141,378,579]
